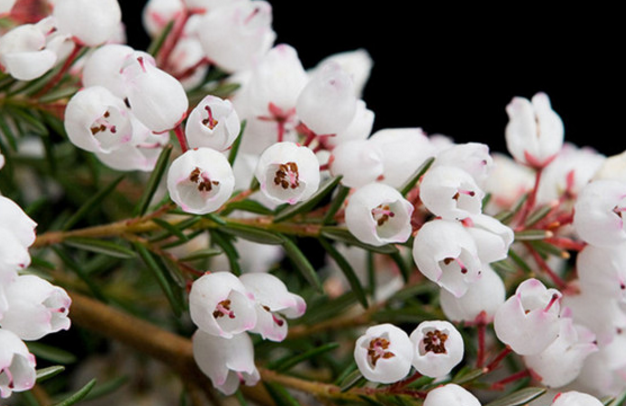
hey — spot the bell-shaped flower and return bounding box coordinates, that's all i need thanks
[0,196,37,248]
[0,330,36,399]
[0,229,32,271]
[550,391,604,406]
[440,265,505,323]
[53,0,122,46]
[95,127,169,172]
[423,384,481,406]
[325,100,374,148]
[186,96,241,151]
[1,275,71,341]
[167,148,235,215]
[493,278,562,355]
[296,62,357,135]
[254,142,320,205]
[192,329,259,395]
[420,166,485,221]
[368,128,436,188]
[329,140,384,188]
[310,48,373,98]
[593,148,626,183]
[195,0,275,73]
[82,44,139,99]
[573,179,626,247]
[142,0,185,38]
[433,142,494,187]
[0,17,59,81]
[577,243,626,302]
[523,318,597,388]
[505,92,564,168]
[168,36,209,90]
[562,290,626,346]
[483,153,534,212]
[64,86,136,153]
[573,331,626,397]
[345,182,413,247]
[410,320,464,378]
[412,219,482,298]
[465,214,514,263]
[121,55,189,133]
[189,272,257,338]
[239,273,306,342]
[354,323,413,384]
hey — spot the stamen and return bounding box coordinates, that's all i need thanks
[273,162,300,190]
[442,257,467,274]
[371,204,395,226]
[189,167,219,192]
[202,106,219,129]
[244,7,260,24]
[453,189,476,200]
[543,293,560,312]
[213,299,235,319]
[422,330,448,354]
[137,56,147,73]
[367,337,395,367]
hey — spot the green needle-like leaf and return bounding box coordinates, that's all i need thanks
[133,144,172,217]
[52,378,97,406]
[221,223,285,245]
[64,237,136,259]
[62,175,125,231]
[27,342,76,364]
[228,119,247,166]
[282,237,323,293]
[209,230,242,276]
[323,183,350,225]
[274,176,342,223]
[320,226,399,255]
[36,366,66,383]
[320,237,368,308]
[263,382,301,406]
[147,20,174,56]
[483,387,546,406]
[268,343,340,372]
[399,156,435,196]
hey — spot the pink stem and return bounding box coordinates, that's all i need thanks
[35,42,83,98]
[174,125,189,153]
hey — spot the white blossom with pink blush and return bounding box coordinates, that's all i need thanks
[329,139,384,188]
[573,179,626,247]
[345,182,413,247]
[410,320,464,378]
[53,0,122,47]
[465,214,514,264]
[577,243,626,302]
[310,49,373,98]
[81,44,139,99]
[0,329,36,399]
[412,219,482,298]
[423,384,481,406]
[239,273,306,342]
[324,100,375,148]
[167,148,235,215]
[433,142,494,187]
[550,391,603,406]
[185,96,241,151]
[440,265,505,323]
[254,142,320,205]
[1,275,71,341]
[95,130,169,172]
[195,0,275,73]
[0,229,32,272]
[420,165,485,221]
[192,330,260,395]
[296,62,357,135]
[142,0,185,38]
[493,278,562,355]
[505,92,564,168]
[0,196,37,248]
[189,272,257,338]
[354,323,413,384]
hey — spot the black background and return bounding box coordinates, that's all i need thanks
[120,2,624,157]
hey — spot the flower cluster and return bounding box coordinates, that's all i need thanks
[189,271,305,395]
[0,196,71,399]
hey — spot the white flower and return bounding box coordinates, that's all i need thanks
[0,196,37,248]
[325,100,375,148]
[420,166,485,221]
[345,182,413,247]
[310,49,373,98]
[142,0,185,38]
[423,384,481,406]
[410,320,464,378]
[465,214,514,264]
[440,265,505,323]
[192,330,259,395]
[0,229,32,272]
[550,391,603,406]
[329,140,384,188]
[505,92,564,168]
[296,62,357,135]
[239,273,306,342]
[0,329,36,399]
[1,275,72,341]
[573,179,626,247]
[195,0,275,73]
[186,96,241,151]
[412,219,482,298]
[53,0,122,47]
[354,323,413,384]
[433,142,494,187]
[64,86,136,153]
[254,142,320,205]
[188,272,257,338]
[81,44,138,99]
[0,0,16,14]
[577,243,626,302]
[95,130,169,172]
[493,278,562,355]
[167,148,235,215]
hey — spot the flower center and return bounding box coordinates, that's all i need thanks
[443,257,468,274]
[202,106,219,130]
[367,337,395,367]
[274,162,300,190]
[423,330,448,354]
[371,204,395,226]
[90,111,117,135]
[189,167,219,192]
[213,299,235,319]
[262,305,285,326]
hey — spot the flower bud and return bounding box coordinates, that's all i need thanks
[494,278,562,355]
[189,272,257,338]
[433,142,494,187]
[0,329,36,399]
[311,48,373,98]
[0,196,37,248]
[186,96,241,151]
[192,330,260,395]
[551,391,603,406]
[142,0,184,38]
[420,166,485,221]
[577,243,626,302]
[254,142,320,205]
[412,219,482,298]
[345,182,413,247]
[53,0,122,46]
[423,384,481,406]
[410,320,464,378]
[82,44,138,99]
[465,214,514,264]
[325,100,374,148]
[329,140,384,188]
[167,148,235,215]
[573,179,626,247]
[505,92,564,168]
[354,323,413,384]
